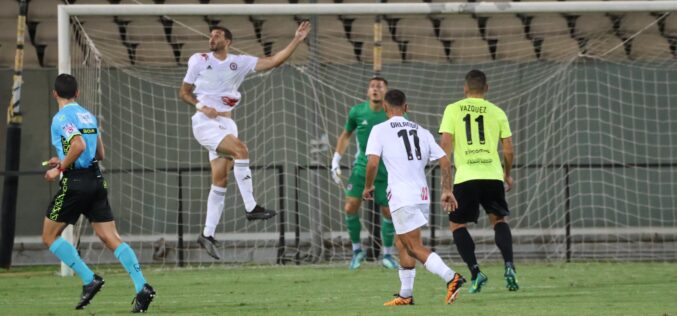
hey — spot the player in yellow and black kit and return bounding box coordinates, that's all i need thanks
[439,70,519,293]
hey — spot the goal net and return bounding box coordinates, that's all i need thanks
[61,2,677,268]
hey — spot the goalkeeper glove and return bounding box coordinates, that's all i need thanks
[331,152,342,185]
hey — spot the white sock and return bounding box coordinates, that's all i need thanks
[233,159,257,212]
[383,247,394,255]
[203,185,226,237]
[352,243,362,252]
[399,268,416,298]
[424,252,455,283]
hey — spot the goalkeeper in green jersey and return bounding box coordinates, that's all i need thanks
[331,77,398,270]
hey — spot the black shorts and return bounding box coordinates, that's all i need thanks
[45,166,114,225]
[449,179,510,224]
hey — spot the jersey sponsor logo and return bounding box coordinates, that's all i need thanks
[230,62,238,70]
[79,128,98,134]
[207,65,212,70]
[221,96,239,106]
[421,187,429,201]
[62,122,77,135]
[361,120,368,126]
[76,112,94,124]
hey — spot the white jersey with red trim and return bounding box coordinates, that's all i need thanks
[183,52,258,112]
[365,116,446,211]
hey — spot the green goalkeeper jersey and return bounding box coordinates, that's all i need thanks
[344,101,388,181]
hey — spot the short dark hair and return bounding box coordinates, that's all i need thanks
[210,26,233,41]
[369,76,388,86]
[54,74,78,99]
[465,69,487,93]
[384,89,406,107]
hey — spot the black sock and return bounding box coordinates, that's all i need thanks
[453,227,479,279]
[494,222,514,266]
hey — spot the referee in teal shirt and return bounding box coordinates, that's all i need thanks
[41,74,155,312]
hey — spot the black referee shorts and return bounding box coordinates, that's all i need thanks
[45,166,114,225]
[449,179,510,224]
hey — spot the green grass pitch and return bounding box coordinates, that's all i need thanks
[1,262,675,315]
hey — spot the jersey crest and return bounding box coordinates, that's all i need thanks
[229,62,238,70]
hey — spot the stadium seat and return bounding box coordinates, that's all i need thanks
[540,36,580,61]
[317,16,347,41]
[0,19,19,43]
[485,15,526,39]
[97,41,134,65]
[664,13,677,37]
[135,42,180,65]
[360,39,402,63]
[618,13,661,36]
[629,34,673,60]
[401,38,447,63]
[574,14,614,38]
[584,34,628,61]
[207,0,247,3]
[317,36,356,64]
[27,0,62,21]
[438,15,481,40]
[167,17,210,43]
[1,1,20,20]
[529,14,571,38]
[392,17,436,41]
[259,16,299,42]
[449,37,492,63]
[23,42,43,68]
[122,17,172,43]
[77,19,123,44]
[41,40,58,67]
[33,19,59,43]
[494,37,537,62]
[346,17,378,42]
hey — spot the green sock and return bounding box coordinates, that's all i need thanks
[345,214,362,244]
[381,217,395,248]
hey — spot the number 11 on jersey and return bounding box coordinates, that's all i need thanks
[463,114,485,145]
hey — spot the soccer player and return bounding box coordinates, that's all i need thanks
[331,77,398,270]
[179,22,311,259]
[364,89,465,305]
[42,74,155,312]
[439,69,519,293]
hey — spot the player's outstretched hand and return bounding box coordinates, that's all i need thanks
[504,175,513,192]
[441,190,458,213]
[362,186,375,201]
[200,105,219,118]
[295,20,311,41]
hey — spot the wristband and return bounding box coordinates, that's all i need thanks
[195,102,206,110]
[57,164,66,173]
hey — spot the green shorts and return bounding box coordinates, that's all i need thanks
[345,169,389,207]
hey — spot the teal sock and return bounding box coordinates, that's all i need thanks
[114,243,146,293]
[345,214,362,245]
[381,217,395,249]
[49,237,94,285]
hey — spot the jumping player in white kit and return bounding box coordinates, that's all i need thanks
[363,89,466,305]
[179,22,311,259]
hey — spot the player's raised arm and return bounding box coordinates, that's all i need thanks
[255,21,311,72]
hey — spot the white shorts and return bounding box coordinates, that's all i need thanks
[391,204,430,235]
[191,111,238,161]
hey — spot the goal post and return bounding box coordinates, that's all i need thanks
[57,2,677,276]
